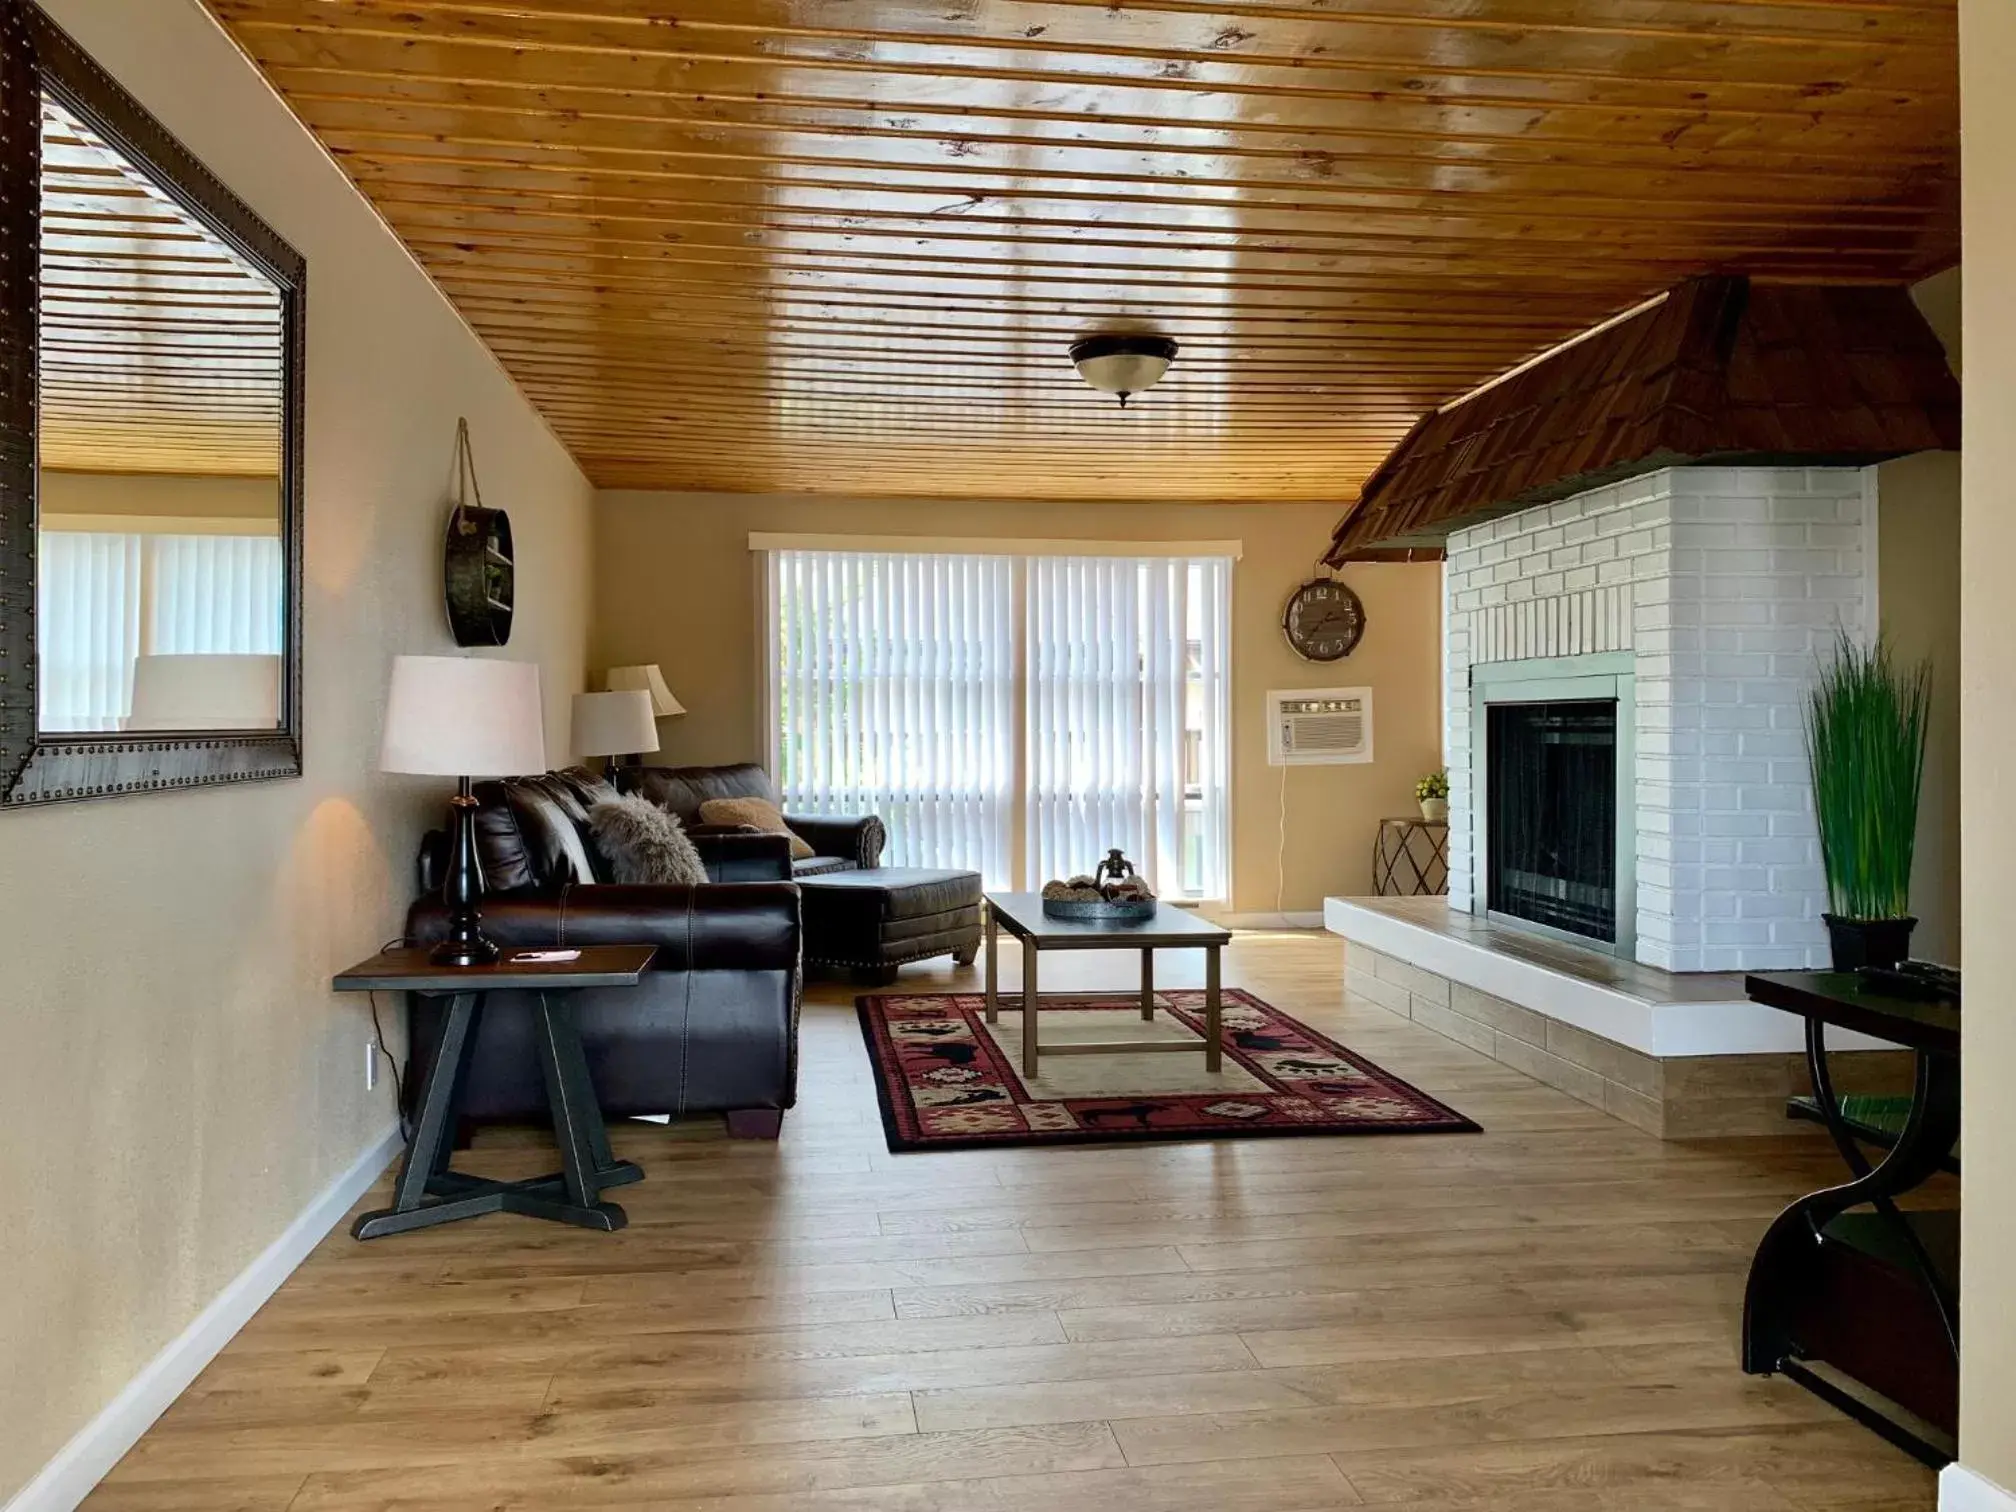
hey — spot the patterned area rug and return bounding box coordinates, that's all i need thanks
[856,989,1480,1152]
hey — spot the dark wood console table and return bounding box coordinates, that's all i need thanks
[334,945,655,1239]
[1742,970,1960,1466]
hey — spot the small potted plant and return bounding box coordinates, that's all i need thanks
[1415,769,1450,823]
[1805,632,1931,971]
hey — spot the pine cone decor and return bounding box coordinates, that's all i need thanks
[1041,851,1158,918]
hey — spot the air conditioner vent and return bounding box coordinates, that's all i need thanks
[1268,688,1373,766]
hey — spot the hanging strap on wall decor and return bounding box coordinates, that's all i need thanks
[450,416,483,511]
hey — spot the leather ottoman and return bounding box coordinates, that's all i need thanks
[799,867,984,985]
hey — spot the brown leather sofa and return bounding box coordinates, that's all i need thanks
[615,762,886,876]
[405,768,801,1139]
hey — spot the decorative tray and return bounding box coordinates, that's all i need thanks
[1040,897,1158,922]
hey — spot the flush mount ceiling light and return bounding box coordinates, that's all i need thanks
[1069,334,1178,407]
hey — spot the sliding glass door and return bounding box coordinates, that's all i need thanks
[1024,554,1229,899]
[766,547,1232,900]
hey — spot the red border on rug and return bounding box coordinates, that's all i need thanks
[856,989,1481,1152]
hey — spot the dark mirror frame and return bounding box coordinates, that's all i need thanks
[0,0,304,808]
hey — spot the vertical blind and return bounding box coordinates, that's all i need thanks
[770,551,1017,882]
[37,531,284,731]
[37,532,143,733]
[767,547,1232,898]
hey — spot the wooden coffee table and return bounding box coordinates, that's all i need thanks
[982,892,1232,1079]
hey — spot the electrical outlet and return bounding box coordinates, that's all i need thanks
[365,1038,379,1093]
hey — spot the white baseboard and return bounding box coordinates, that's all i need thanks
[1943,1466,2016,1512]
[4,1125,402,1512]
[1210,911,1327,931]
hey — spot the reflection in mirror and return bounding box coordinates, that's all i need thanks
[35,93,284,734]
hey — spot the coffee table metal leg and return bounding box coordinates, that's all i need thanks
[1204,946,1223,1073]
[1022,938,1040,1079]
[985,910,1000,1023]
[1141,948,1154,1021]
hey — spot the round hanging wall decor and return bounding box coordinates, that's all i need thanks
[441,418,515,648]
[1282,576,1365,662]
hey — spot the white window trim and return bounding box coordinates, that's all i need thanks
[42,513,281,536]
[749,533,1242,560]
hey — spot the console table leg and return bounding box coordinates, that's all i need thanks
[1743,1042,1961,1376]
[533,993,630,1230]
[543,991,642,1188]
[1140,948,1155,1021]
[354,991,482,1238]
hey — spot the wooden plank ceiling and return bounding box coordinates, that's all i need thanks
[40,96,283,478]
[203,0,1958,501]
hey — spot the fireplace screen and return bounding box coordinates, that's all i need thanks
[1486,699,1619,944]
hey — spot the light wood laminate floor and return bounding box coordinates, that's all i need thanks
[87,933,1938,1510]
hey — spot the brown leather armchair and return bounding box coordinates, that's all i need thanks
[406,769,802,1139]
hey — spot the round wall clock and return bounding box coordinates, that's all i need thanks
[1282,576,1365,662]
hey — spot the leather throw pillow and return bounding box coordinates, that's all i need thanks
[697,795,815,860]
[588,795,710,886]
[502,779,601,887]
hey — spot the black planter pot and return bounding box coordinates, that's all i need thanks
[1823,914,1917,972]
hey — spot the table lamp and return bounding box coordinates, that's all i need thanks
[601,665,683,767]
[604,664,683,714]
[380,655,546,966]
[572,689,660,768]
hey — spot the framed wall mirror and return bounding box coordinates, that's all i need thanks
[0,0,304,807]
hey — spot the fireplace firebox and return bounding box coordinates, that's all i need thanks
[1486,700,1620,944]
[1469,655,1636,957]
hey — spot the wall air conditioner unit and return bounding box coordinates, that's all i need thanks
[1267,688,1373,766]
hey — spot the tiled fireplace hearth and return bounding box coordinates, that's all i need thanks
[1329,465,1907,1136]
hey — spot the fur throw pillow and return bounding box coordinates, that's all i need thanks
[697,795,815,860]
[588,795,709,886]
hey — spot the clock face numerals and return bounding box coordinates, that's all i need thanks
[1284,579,1365,662]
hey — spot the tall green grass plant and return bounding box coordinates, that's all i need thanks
[1804,631,1931,922]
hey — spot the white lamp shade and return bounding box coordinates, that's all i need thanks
[572,689,661,758]
[380,655,546,777]
[604,663,685,717]
[127,654,281,731]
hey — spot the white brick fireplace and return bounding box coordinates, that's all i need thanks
[1444,465,1875,973]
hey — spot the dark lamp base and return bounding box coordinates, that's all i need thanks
[430,935,501,968]
[435,777,499,969]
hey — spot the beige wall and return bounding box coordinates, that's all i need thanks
[1874,267,1963,964]
[0,2,593,1501]
[40,470,281,524]
[1879,450,1962,964]
[1961,0,2016,1487]
[593,493,1443,915]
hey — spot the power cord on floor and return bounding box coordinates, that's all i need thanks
[1275,763,1291,922]
[371,935,413,1144]
[367,990,411,1145]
